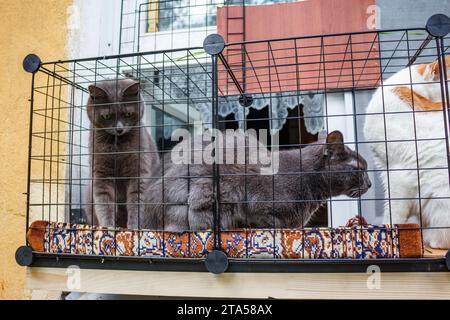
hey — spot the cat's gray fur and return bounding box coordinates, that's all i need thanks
[141,130,371,231]
[85,79,160,229]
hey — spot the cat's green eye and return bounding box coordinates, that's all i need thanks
[101,113,113,120]
[123,112,132,118]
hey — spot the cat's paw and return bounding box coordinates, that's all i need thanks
[126,222,139,230]
[345,215,368,228]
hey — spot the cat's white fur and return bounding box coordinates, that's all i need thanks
[364,57,450,248]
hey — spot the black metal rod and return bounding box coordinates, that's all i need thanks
[437,37,450,196]
[211,53,222,249]
[29,253,449,273]
[118,0,125,54]
[218,52,245,95]
[406,34,433,67]
[225,27,429,47]
[40,27,430,66]
[25,73,36,243]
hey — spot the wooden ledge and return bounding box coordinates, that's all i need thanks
[26,267,450,299]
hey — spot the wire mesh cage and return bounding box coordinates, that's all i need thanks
[19,14,450,272]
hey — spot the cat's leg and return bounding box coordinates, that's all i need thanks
[366,134,410,224]
[187,179,241,231]
[187,179,215,231]
[164,205,189,232]
[141,178,165,230]
[84,183,94,225]
[125,179,142,230]
[92,180,116,227]
[382,170,417,225]
[188,197,215,231]
[422,212,450,249]
[419,176,450,248]
[420,197,450,248]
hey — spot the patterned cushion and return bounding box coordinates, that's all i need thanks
[28,220,422,259]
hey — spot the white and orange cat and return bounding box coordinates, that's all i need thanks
[364,56,450,249]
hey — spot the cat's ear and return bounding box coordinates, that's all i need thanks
[324,130,345,156]
[429,59,440,80]
[123,81,140,97]
[88,85,107,99]
[429,56,450,80]
[317,130,327,142]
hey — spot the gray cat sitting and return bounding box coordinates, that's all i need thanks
[85,79,160,229]
[142,130,371,231]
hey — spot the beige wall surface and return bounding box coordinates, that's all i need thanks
[0,0,71,299]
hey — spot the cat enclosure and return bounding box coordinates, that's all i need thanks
[17,14,450,275]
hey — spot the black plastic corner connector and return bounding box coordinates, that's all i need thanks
[426,14,450,37]
[203,34,225,55]
[23,54,41,73]
[205,250,229,274]
[239,93,254,107]
[15,246,34,267]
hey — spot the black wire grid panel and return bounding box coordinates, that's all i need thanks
[19,17,450,272]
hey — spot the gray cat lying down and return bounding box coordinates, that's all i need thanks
[142,130,371,231]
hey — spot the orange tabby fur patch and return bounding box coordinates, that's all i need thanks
[392,86,443,111]
[430,56,450,78]
[416,63,427,76]
[418,56,450,78]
